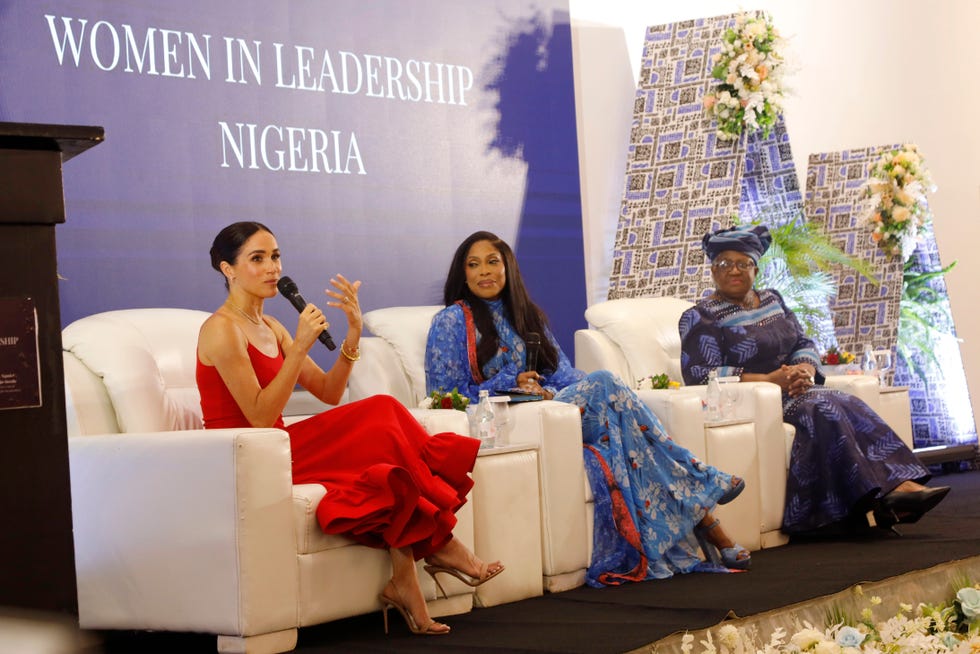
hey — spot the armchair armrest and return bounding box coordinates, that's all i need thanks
[680,381,788,534]
[505,400,589,590]
[824,375,913,449]
[824,374,881,410]
[407,406,471,435]
[69,428,298,637]
[635,389,706,459]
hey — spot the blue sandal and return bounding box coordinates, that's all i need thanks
[717,476,745,505]
[694,519,752,570]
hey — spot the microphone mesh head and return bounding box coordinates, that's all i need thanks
[276,276,298,295]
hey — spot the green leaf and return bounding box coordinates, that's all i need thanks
[746,213,879,339]
[897,259,958,382]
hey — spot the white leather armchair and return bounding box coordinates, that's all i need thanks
[575,297,916,547]
[63,308,476,654]
[347,306,591,593]
[575,297,786,550]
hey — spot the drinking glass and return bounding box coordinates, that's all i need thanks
[862,344,877,378]
[873,349,893,387]
[491,397,511,446]
[718,376,739,420]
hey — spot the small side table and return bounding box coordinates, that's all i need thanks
[702,417,761,552]
[469,443,542,607]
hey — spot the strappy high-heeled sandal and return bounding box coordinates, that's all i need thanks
[423,562,505,598]
[693,519,751,570]
[378,587,450,636]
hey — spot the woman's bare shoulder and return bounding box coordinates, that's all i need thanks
[198,311,245,364]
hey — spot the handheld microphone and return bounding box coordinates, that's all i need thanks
[276,276,337,350]
[525,332,541,372]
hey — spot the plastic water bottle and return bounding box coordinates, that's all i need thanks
[476,389,497,450]
[705,369,721,421]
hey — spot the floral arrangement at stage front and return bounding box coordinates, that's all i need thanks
[860,143,937,262]
[679,579,980,653]
[702,12,787,141]
[636,373,681,390]
[418,388,470,411]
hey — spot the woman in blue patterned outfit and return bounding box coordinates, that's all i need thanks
[678,225,949,535]
[425,231,750,586]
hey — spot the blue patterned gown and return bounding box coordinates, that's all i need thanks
[425,299,738,586]
[678,289,929,533]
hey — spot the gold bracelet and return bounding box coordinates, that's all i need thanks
[340,339,361,362]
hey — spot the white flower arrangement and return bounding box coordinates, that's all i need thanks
[678,580,980,653]
[703,12,787,141]
[859,143,937,261]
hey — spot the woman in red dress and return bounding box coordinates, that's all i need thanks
[196,222,503,636]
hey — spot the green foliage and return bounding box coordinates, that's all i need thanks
[825,602,854,629]
[762,218,877,279]
[636,373,679,390]
[428,388,470,411]
[749,216,878,339]
[899,258,958,380]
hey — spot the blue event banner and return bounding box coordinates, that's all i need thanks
[0,1,585,364]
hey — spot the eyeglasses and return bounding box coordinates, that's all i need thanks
[712,259,756,272]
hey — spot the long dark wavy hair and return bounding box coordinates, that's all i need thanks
[209,221,274,289]
[442,231,559,374]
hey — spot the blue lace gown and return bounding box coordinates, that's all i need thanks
[425,299,738,586]
[678,289,929,533]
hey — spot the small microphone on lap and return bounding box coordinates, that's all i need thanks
[277,276,337,350]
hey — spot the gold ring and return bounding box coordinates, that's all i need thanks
[343,297,349,303]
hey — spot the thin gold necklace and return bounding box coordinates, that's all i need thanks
[227,301,262,325]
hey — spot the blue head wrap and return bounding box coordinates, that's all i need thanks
[702,225,772,263]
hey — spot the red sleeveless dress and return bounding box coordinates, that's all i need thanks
[196,342,479,558]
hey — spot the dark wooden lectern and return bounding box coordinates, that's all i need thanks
[0,122,103,614]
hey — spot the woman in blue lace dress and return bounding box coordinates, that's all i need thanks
[678,225,949,535]
[425,231,750,586]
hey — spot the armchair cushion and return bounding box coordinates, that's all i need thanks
[363,305,443,404]
[62,308,210,434]
[584,297,693,385]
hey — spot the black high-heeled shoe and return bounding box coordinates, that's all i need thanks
[874,485,950,526]
[693,519,751,570]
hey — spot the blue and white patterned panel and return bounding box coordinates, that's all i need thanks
[804,146,904,364]
[893,223,977,448]
[609,11,803,302]
[740,125,803,227]
[805,146,976,448]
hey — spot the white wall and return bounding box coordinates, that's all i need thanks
[569,0,980,432]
